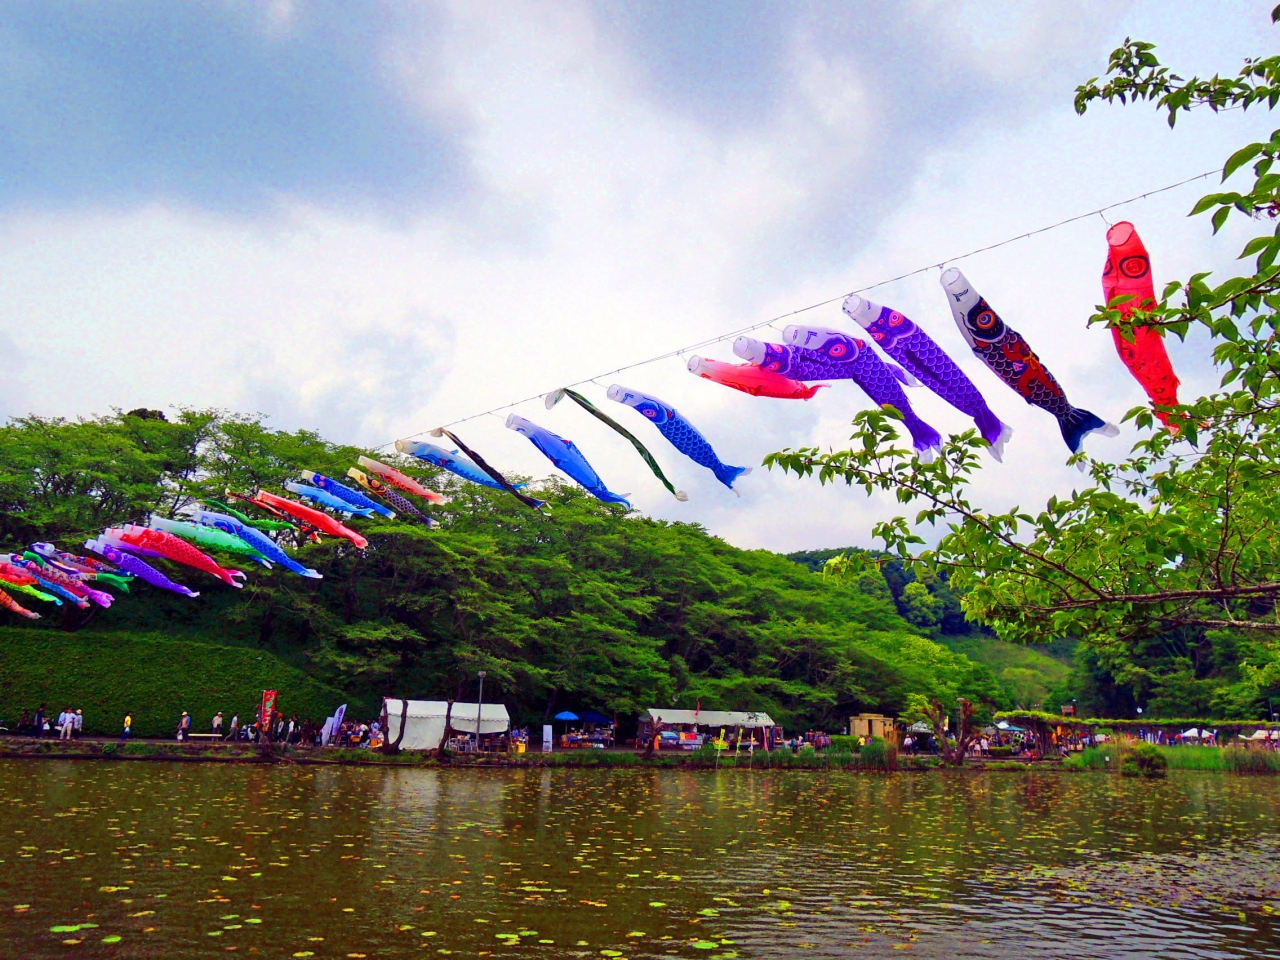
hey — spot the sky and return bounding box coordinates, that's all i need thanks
[2,0,1277,554]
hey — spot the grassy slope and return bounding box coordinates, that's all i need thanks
[942,635,1070,708]
[0,628,370,738]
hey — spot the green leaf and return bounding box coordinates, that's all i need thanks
[1223,142,1265,180]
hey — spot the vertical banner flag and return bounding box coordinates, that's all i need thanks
[332,703,348,736]
[260,690,278,735]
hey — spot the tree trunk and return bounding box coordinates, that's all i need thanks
[927,698,976,766]
[642,717,661,758]
[383,699,409,755]
[436,699,455,756]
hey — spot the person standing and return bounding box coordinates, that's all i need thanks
[227,714,240,741]
[121,712,132,741]
[212,712,223,737]
[57,708,70,740]
[33,705,45,738]
[73,709,83,740]
[177,712,191,741]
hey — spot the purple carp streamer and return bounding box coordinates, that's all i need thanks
[843,295,1013,461]
[941,268,1118,456]
[735,327,942,459]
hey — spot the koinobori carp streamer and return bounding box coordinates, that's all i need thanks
[941,267,1118,455]
[1102,221,1182,429]
[843,295,1013,461]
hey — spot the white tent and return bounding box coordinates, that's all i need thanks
[640,708,775,728]
[1181,728,1202,739]
[382,699,510,751]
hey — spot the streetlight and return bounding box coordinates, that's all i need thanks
[475,671,487,752]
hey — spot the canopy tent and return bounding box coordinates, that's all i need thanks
[578,710,613,725]
[996,721,1026,732]
[553,711,579,722]
[1181,728,1202,738]
[1243,729,1279,740]
[382,699,510,751]
[907,721,933,734]
[640,708,775,728]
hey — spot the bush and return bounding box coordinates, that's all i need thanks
[1223,746,1280,775]
[987,745,1014,758]
[1063,744,1117,770]
[1121,742,1168,778]
[860,737,897,771]
[1159,744,1224,771]
[829,735,861,752]
[797,743,817,759]
[0,628,366,737]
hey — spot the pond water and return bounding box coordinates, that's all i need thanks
[0,761,1278,959]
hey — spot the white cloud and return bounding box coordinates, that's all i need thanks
[1,0,1275,553]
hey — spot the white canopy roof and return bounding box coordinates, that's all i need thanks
[382,699,510,751]
[641,708,774,728]
[1182,728,1202,738]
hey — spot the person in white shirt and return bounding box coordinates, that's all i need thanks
[212,712,223,736]
[59,709,73,740]
[73,710,83,739]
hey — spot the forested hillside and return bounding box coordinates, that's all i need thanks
[0,409,1001,732]
[786,547,1074,709]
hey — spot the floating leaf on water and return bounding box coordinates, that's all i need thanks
[693,941,719,950]
[102,936,122,944]
[293,953,315,958]
[601,951,623,957]
[649,902,667,908]
[421,931,438,937]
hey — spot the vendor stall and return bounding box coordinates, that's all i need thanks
[382,699,510,752]
[555,709,616,748]
[637,708,776,751]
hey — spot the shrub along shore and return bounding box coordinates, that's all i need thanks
[2,737,1275,774]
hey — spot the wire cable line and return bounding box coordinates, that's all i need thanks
[379,168,1217,449]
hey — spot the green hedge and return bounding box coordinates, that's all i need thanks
[0,629,370,738]
[995,710,1280,729]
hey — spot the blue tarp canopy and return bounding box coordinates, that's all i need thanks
[553,711,579,722]
[579,710,613,725]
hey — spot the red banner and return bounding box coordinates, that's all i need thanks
[260,690,277,738]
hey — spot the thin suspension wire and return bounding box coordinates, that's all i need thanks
[378,168,1217,449]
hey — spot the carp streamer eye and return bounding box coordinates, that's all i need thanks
[1119,255,1150,279]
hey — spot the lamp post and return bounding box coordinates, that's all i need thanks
[475,671,487,752]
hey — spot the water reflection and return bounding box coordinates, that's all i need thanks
[0,762,1276,958]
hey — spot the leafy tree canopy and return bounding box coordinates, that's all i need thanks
[766,20,1280,721]
[0,409,1002,732]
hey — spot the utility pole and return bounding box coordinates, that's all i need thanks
[476,671,487,752]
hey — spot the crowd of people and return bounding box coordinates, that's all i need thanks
[10,705,83,739]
